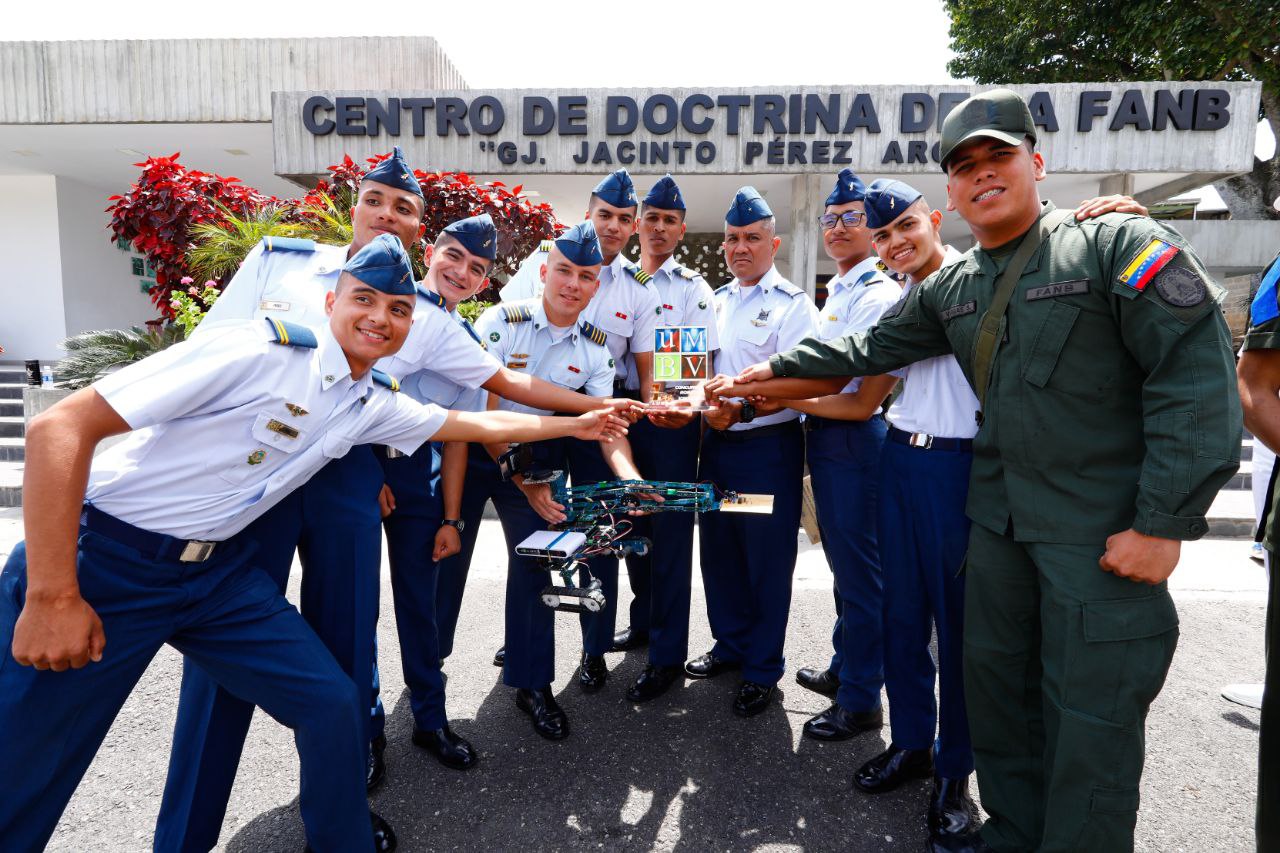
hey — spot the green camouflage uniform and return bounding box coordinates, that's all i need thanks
[770,203,1241,852]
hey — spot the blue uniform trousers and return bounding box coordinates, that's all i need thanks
[0,517,371,853]
[435,443,497,661]
[697,422,804,685]
[624,417,700,666]
[877,436,974,778]
[375,441,448,732]
[156,447,384,852]
[807,416,887,713]
[564,439,619,658]
[441,443,564,688]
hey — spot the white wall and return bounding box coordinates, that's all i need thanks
[56,175,156,336]
[0,175,66,360]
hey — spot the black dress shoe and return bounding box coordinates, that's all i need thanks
[802,703,884,741]
[366,733,386,792]
[684,651,741,679]
[795,666,839,697]
[370,811,397,852]
[928,775,981,838]
[731,680,775,717]
[853,744,935,794]
[926,828,992,853]
[626,664,681,702]
[515,686,569,740]
[306,812,396,853]
[492,646,505,667]
[609,627,650,652]
[412,725,478,770]
[578,653,609,692]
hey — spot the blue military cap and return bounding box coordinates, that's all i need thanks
[343,233,416,295]
[553,221,604,266]
[643,174,685,211]
[725,186,773,226]
[825,168,867,206]
[363,146,424,200]
[442,213,498,260]
[863,179,925,230]
[591,168,638,208]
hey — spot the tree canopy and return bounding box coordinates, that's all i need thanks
[945,0,1279,218]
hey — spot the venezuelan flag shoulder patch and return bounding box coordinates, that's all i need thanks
[1118,238,1180,292]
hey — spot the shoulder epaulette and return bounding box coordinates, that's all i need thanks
[262,236,316,254]
[674,265,702,282]
[579,320,608,346]
[371,369,400,392]
[713,282,731,295]
[502,304,534,324]
[622,260,652,285]
[459,318,486,349]
[774,280,804,299]
[265,317,318,348]
[418,286,447,311]
[538,240,555,253]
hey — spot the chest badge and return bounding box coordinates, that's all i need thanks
[285,403,308,417]
[752,309,772,327]
[827,314,839,322]
[567,365,582,374]
[266,419,300,439]
[247,449,267,465]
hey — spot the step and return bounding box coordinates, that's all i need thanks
[0,400,20,418]
[1206,488,1255,539]
[0,417,23,439]
[0,461,21,509]
[0,369,26,384]
[0,439,23,463]
[0,385,22,400]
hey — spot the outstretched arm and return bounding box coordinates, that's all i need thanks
[485,368,640,417]
[15,389,131,670]
[431,407,628,445]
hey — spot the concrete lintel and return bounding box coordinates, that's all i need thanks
[1135,172,1238,206]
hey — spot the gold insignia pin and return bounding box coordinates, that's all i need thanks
[266,419,300,439]
[285,403,308,417]
[247,449,266,465]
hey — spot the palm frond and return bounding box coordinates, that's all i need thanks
[57,325,185,389]
[187,205,299,282]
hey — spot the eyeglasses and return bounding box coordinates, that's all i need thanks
[819,211,865,230]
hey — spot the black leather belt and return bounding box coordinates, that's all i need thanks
[80,503,219,562]
[712,420,802,443]
[805,413,882,432]
[887,425,973,452]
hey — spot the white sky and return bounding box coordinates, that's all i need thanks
[3,0,961,88]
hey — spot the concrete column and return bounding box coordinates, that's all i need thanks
[787,174,823,296]
[1099,172,1135,197]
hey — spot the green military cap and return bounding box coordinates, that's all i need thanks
[939,88,1037,172]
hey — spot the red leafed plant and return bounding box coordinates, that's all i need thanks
[109,151,563,321]
[107,153,278,318]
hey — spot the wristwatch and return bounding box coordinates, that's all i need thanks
[738,401,756,424]
[441,518,466,532]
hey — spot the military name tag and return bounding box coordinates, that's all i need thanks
[941,300,977,322]
[260,300,291,311]
[1154,266,1207,308]
[266,419,299,439]
[1026,279,1090,301]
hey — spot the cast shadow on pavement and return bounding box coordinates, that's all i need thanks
[226,647,937,852]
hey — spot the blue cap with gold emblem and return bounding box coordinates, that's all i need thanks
[443,213,498,260]
[554,221,604,267]
[343,233,416,295]
[363,146,424,200]
[643,174,685,211]
[591,168,638,208]
[863,179,925,230]
[825,168,867,206]
[725,186,773,226]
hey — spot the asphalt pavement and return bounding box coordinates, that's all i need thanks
[0,507,1264,852]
